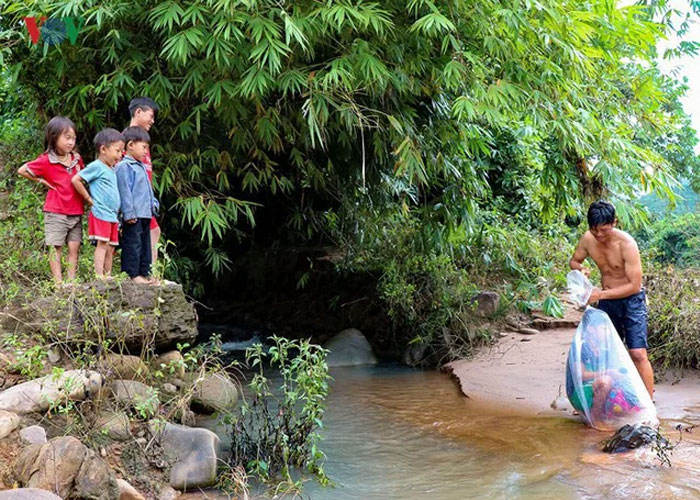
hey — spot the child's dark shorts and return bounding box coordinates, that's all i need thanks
[597,290,648,349]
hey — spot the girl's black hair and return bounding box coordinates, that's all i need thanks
[44,116,76,154]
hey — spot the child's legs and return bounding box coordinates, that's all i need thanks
[64,215,82,280]
[104,245,115,275]
[66,241,81,279]
[48,246,63,283]
[121,222,142,278]
[150,219,160,268]
[139,219,153,277]
[94,241,110,276]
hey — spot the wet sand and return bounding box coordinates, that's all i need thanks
[446,327,700,420]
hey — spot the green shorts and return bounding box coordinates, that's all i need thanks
[569,383,594,413]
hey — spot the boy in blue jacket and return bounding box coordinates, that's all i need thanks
[115,127,159,283]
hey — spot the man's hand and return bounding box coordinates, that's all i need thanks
[40,179,56,191]
[588,287,604,305]
[86,197,93,207]
[126,219,137,224]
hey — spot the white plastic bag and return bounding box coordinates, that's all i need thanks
[567,270,593,307]
[565,307,657,431]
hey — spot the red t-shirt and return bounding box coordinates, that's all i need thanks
[24,152,85,215]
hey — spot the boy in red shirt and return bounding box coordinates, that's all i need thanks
[17,116,85,284]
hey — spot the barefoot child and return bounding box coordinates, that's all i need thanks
[115,126,159,284]
[71,129,125,277]
[126,97,160,267]
[17,116,85,284]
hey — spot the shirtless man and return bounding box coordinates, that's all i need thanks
[569,200,654,399]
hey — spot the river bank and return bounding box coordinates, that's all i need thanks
[446,326,700,423]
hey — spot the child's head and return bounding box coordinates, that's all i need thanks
[44,116,76,156]
[122,126,150,162]
[128,96,159,131]
[94,128,126,167]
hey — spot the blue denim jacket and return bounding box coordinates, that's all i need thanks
[115,155,159,220]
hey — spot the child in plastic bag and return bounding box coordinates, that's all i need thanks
[565,307,657,431]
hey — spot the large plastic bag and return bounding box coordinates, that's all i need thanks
[567,270,593,307]
[565,307,657,431]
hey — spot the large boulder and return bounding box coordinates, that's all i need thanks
[0,370,102,414]
[473,291,500,317]
[190,372,238,414]
[19,425,47,445]
[324,328,378,367]
[0,489,63,500]
[0,411,20,439]
[12,436,119,500]
[8,281,197,353]
[149,421,219,491]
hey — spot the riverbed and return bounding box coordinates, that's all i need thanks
[303,364,700,500]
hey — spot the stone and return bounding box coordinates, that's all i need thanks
[157,486,180,500]
[117,478,146,500]
[0,489,63,500]
[518,327,540,335]
[0,370,103,414]
[194,414,231,459]
[47,348,62,365]
[324,328,378,367]
[149,421,220,491]
[95,411,131,440]
[402,340,435,367]
[162,383,178,395]
[0,410,20,439]
[602,424,669,453]
[8,281,198,353]
[497,332,510,338]
[550,396,573,412]
[110,380,160,418]
[13,435,119,500]
[19,425,46,445]
[474,291,500,316]
[152,351,186,378]
[98,353,149,381]
[191,372,238,414]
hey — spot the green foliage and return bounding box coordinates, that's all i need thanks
[0,0,697,285]
[637,213,700,267]
[645,266,700,370]
[225,336,330,495]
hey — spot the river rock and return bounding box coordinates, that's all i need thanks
[157,486,180,500]
[110,380,159,418]
[95,411,131,440]
[98,353,149,380]
[324,328,378,367]
[117,478,146,500]
[518,327,540,335]
[12,435,119,500]
[19,425,46,445]
[0,410,19,439]
[474,291,500,316]
[8,281,197,353]
[152,351,186,378]
[191,372,238,414]
[0,370,103,414]
[149,421,220,491]
[0,489,63,500]
[602,424,669,453]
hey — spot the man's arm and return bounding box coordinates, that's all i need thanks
[589,240,642,302]
[569,236,590,276]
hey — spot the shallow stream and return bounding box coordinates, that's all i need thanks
[302,365,700,500]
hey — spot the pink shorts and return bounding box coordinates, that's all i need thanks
[88,213,119,245]
[150,217,159,230]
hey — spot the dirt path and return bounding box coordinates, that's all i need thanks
[446,327,700,420]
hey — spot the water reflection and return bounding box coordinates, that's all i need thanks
[303,365,700,500]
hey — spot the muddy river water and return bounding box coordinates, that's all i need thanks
[302,365,700,500]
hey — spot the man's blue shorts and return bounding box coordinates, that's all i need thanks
[597,290,648,349]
